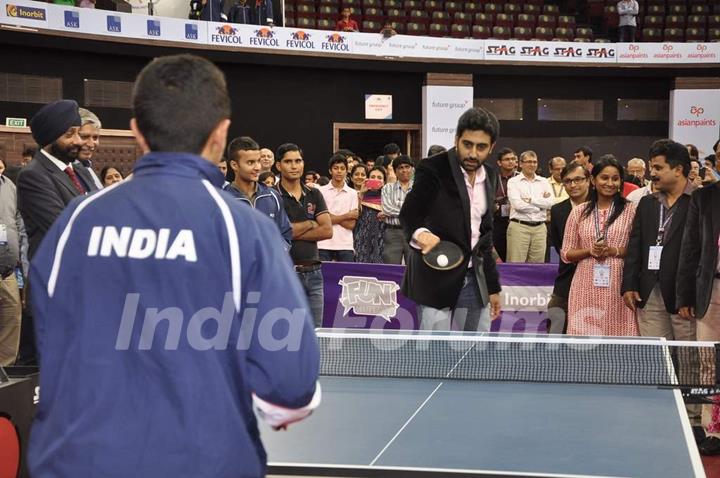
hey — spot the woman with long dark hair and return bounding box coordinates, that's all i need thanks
[561,155,638,336]
[354,166,387,263]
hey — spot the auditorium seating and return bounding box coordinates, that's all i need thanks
[282,0,720,42]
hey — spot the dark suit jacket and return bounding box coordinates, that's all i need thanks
[17,151,98,259]
[621,187,694,313]
[549,198,576,300]
[676,183,720,319]
[399,148,501,309]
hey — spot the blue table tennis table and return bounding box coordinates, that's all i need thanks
[261,331,706,478]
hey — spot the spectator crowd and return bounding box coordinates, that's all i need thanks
[3,97,720,453]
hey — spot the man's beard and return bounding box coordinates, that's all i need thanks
[460,156,482,172]
[49,141,79,164]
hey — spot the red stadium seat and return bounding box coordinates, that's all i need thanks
[424,0,444,13]
[453,12,472,25]
[534,26,554,40]
[641,27,662,42]
[362,0,381,8]
[666,15,686,29]
[445,2,462,15]
[406,21,427,35]
[523,4,541,15]
[428,22,449,36]
[517,14,536,29]
[645,4,665,15]
[513,26,532,39]
[363,7,384,21]
[472,25,492,38]
[709,15,720,29]
[690,4,710,15]
[709,28,720,42]
[484,3,501,15]
[296,16,317,28]
[575,27,593,41]
[537,14,557,29]
[383,0,401,9]
[317,5,337,20]
[492,25,512,39]
[464,2,482,14]
[554,27,574,40]
[495,13,514,28]
[685,27,706,42]
[668,4,687,15]
[362,20,380,30]
[474,13,494,28]
[402,0,420,9]
[687,15,707,29]
[431,10,451,25]
[642,15,665,29]
[543,4,559,15]
[557,15,576,29]
[450,23,470,37]
[663,27,685,41]
[386,8,406,23]
[408,9,429,24]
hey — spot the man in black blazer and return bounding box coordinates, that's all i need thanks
[547,161,590,334]
[400,108,501,331]
[676,149,720,455]
[17,100,98,260]
[622,140,696,342]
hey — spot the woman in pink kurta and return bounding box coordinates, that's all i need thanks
[561,156,638,336]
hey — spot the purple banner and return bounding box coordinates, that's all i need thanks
[321,262,558,333]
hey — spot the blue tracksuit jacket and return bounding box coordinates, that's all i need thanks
[223,181,292,249]
[27,152,320,478]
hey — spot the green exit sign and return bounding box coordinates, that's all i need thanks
[5,117,27,128]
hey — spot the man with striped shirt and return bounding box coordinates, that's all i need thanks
[381,155,414,264]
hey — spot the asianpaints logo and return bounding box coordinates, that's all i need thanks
[654,43,681,60]
[688,43,717,60]
[677,104,716,128]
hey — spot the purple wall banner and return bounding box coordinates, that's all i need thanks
[321,262,557,333]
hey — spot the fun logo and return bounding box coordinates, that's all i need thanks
[338,276,400,322]
[690,106,704,117]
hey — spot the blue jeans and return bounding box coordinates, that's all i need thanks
[319,250,354,262]
[296,268,324,327]
[417,270,490,332]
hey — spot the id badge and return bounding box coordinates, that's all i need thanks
[593,263,611,288]
[500,204,510,217]
[648,246,663,271]
[0,225,7,245]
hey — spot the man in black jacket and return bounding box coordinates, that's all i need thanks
[676,153,720,455]
[400,108,501,331]
[17,99,99,260]
[547,160,590,334]
[622,140,696,341]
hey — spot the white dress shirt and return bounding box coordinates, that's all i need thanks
[507,173,554,222]
[41,149,69,172]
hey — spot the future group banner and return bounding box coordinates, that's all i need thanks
[617,42,720,64]
[351,32,484,61]
[483,39,617,63]
[2,0,719,65]
[321,262,556,333]
[422,84,474,155]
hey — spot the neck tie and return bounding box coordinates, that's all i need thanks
[64,166,87,194]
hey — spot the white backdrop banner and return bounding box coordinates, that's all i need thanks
[669,89,720,157]
[617,42,720,64]
[484,40,617,63]
[2,0,720,65]
[422,85,474,156]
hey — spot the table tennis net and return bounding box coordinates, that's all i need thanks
[317,331,720,388]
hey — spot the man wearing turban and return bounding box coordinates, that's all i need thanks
[18,99,99,260]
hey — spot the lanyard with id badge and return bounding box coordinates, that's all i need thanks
[648,204,672,271]
[497,178,510,217]
[592,204,614,288]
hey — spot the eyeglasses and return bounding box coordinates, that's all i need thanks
[562,177,587,186]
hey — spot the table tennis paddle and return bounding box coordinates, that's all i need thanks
[422,240,464,271]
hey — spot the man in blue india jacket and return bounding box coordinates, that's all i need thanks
[224,135,292,249]
[28,54,320,478]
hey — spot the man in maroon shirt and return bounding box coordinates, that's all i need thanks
[335,8,359,32]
